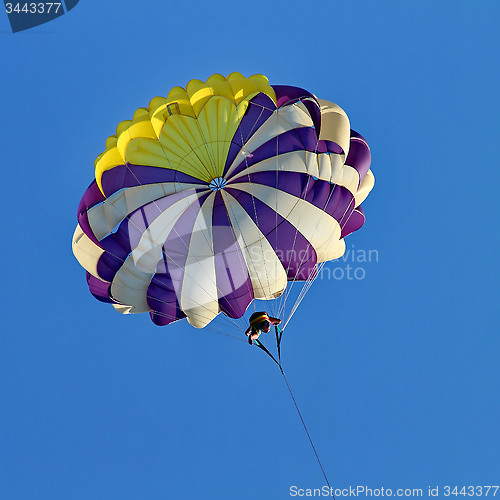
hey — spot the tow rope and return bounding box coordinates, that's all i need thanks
[253,326,334,496]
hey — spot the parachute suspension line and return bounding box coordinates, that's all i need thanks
[282,178,359,329]
[283,261,325,331]
[276,111,316,321]
[231,116,278,320]
[274,105,280,320]
[220,160,263,322]
[151,309,246,342]
[234,96,280,318]
[230,98,287,321]
[275,100,329,323]
[279,161,345,328]
[196,323,247,342]
[275,102,350,327]
[245,154,278,319]
[254,338,334,495]
[275,103,309,320]
[276,231,312,324]
[276,170,316,323]
[232,107,270,319]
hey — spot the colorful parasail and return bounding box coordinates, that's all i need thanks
[72,73,374,329]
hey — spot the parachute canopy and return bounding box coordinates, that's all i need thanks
[73,73,374,328]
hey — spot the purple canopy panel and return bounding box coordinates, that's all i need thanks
[148,273,186,326]
[272,85,321,134]
[86,272,114,304]
[341,206,366,238]
[101,164,206,197]
[346,131,371,185]
[77,181,106,245]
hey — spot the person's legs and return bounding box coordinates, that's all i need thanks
[247,330,260,345]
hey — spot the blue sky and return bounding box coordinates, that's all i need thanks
[1,1,499,499]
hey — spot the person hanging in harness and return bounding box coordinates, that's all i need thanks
[245,311,281,345]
